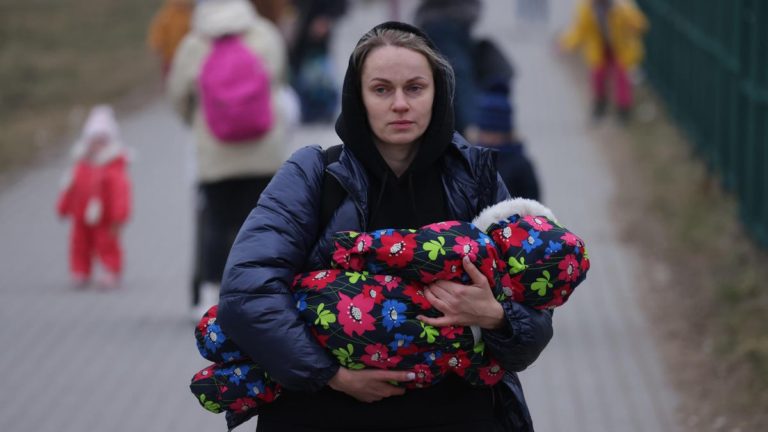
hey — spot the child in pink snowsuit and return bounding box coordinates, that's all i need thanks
[57,105,132,287]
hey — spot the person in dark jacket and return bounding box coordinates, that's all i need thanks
[289,0,348,123]
[217,21,553,431]
[415,0,482,135]
[474,80,541,201]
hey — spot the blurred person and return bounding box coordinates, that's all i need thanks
[250,0,289,25]
[249,0,293,38]
[516,0,549,23]
[289,0,348,123]
[147,0,195,78]
[57,105,132,289]
[474,80,541,201]
[560,0,648,122]
[167,0,290,318]
[216,21,552,431]
[414,0,482,135]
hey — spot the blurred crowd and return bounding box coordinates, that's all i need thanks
[63,0,645,318]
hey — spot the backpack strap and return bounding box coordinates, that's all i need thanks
[319,144,346,230]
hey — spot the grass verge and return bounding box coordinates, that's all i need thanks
[607,84,768,431]
[0,0,161,182]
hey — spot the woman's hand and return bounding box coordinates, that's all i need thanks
[417,256,505,330]
[328,367,415,403]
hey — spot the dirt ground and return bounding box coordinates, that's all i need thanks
[593,87,768,431]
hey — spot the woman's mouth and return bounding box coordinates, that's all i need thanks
[390,120,414,129]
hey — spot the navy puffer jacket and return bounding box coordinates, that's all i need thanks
[218,135,552,430]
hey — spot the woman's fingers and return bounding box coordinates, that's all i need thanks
[461,256,488,287]
[422,284,452,311]
[371,369,416,383]
[418,287,457,327]
[329,367,414,403]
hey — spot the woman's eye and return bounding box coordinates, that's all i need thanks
[373,86,389,95]
[407,85,424,94]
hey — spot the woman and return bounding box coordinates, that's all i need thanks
[217,21,553,431]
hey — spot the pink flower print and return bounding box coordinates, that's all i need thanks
[196,305,218,334]
[362,283,384,304]
[557,254,581,282]
[547,283,573,308]
[300,270,340,290]
[403,282,432,310]
[310,327,330,347]
[491,222,529,253]
[418,269,439,284]
[377,232,417,268]
[354,233,373,253]
[193,365,217,381]
[374,274,401,291]
[500,273,525,302]
[256,385,278,403]
[423,220,461,233]
[332,243,355,269]
[560,231,581,246]
[361,343,402,369]
[436,349,471,377]
[479,256,500,288]
[229,398,258,414]
[478,360,505,386]
[411,364,434,387]
[336,293,375,336]
[452,236,479,261]
[581,256,590,273]
[523,215,553,231]
[435,259,463,282]
[440,325,464,340]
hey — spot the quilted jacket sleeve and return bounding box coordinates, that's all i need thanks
[216,146,340,392]
[484,303,553,372]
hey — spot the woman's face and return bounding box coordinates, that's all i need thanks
[361,45,434,149]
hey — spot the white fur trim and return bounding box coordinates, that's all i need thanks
[471,198,557,232]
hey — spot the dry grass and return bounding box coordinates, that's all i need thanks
[604,84,768,431]
[0,0,161,179]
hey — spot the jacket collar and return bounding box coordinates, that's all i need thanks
[328,133,494,228]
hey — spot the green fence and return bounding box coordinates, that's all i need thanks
[637,0,768,246]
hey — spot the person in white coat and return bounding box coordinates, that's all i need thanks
[167,0,291,318]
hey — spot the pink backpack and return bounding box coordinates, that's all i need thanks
[199,35,273,143]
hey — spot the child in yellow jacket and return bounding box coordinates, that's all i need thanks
[561,0,648,120]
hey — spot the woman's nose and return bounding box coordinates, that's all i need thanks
[391,89,409,112]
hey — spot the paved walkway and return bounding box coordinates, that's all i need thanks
[0,1,682,431]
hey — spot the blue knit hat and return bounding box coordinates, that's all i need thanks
[476,80,513,133]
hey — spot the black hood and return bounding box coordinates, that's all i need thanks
[334,21,456,181]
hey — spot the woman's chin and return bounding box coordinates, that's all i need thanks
[379,132,421,147]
